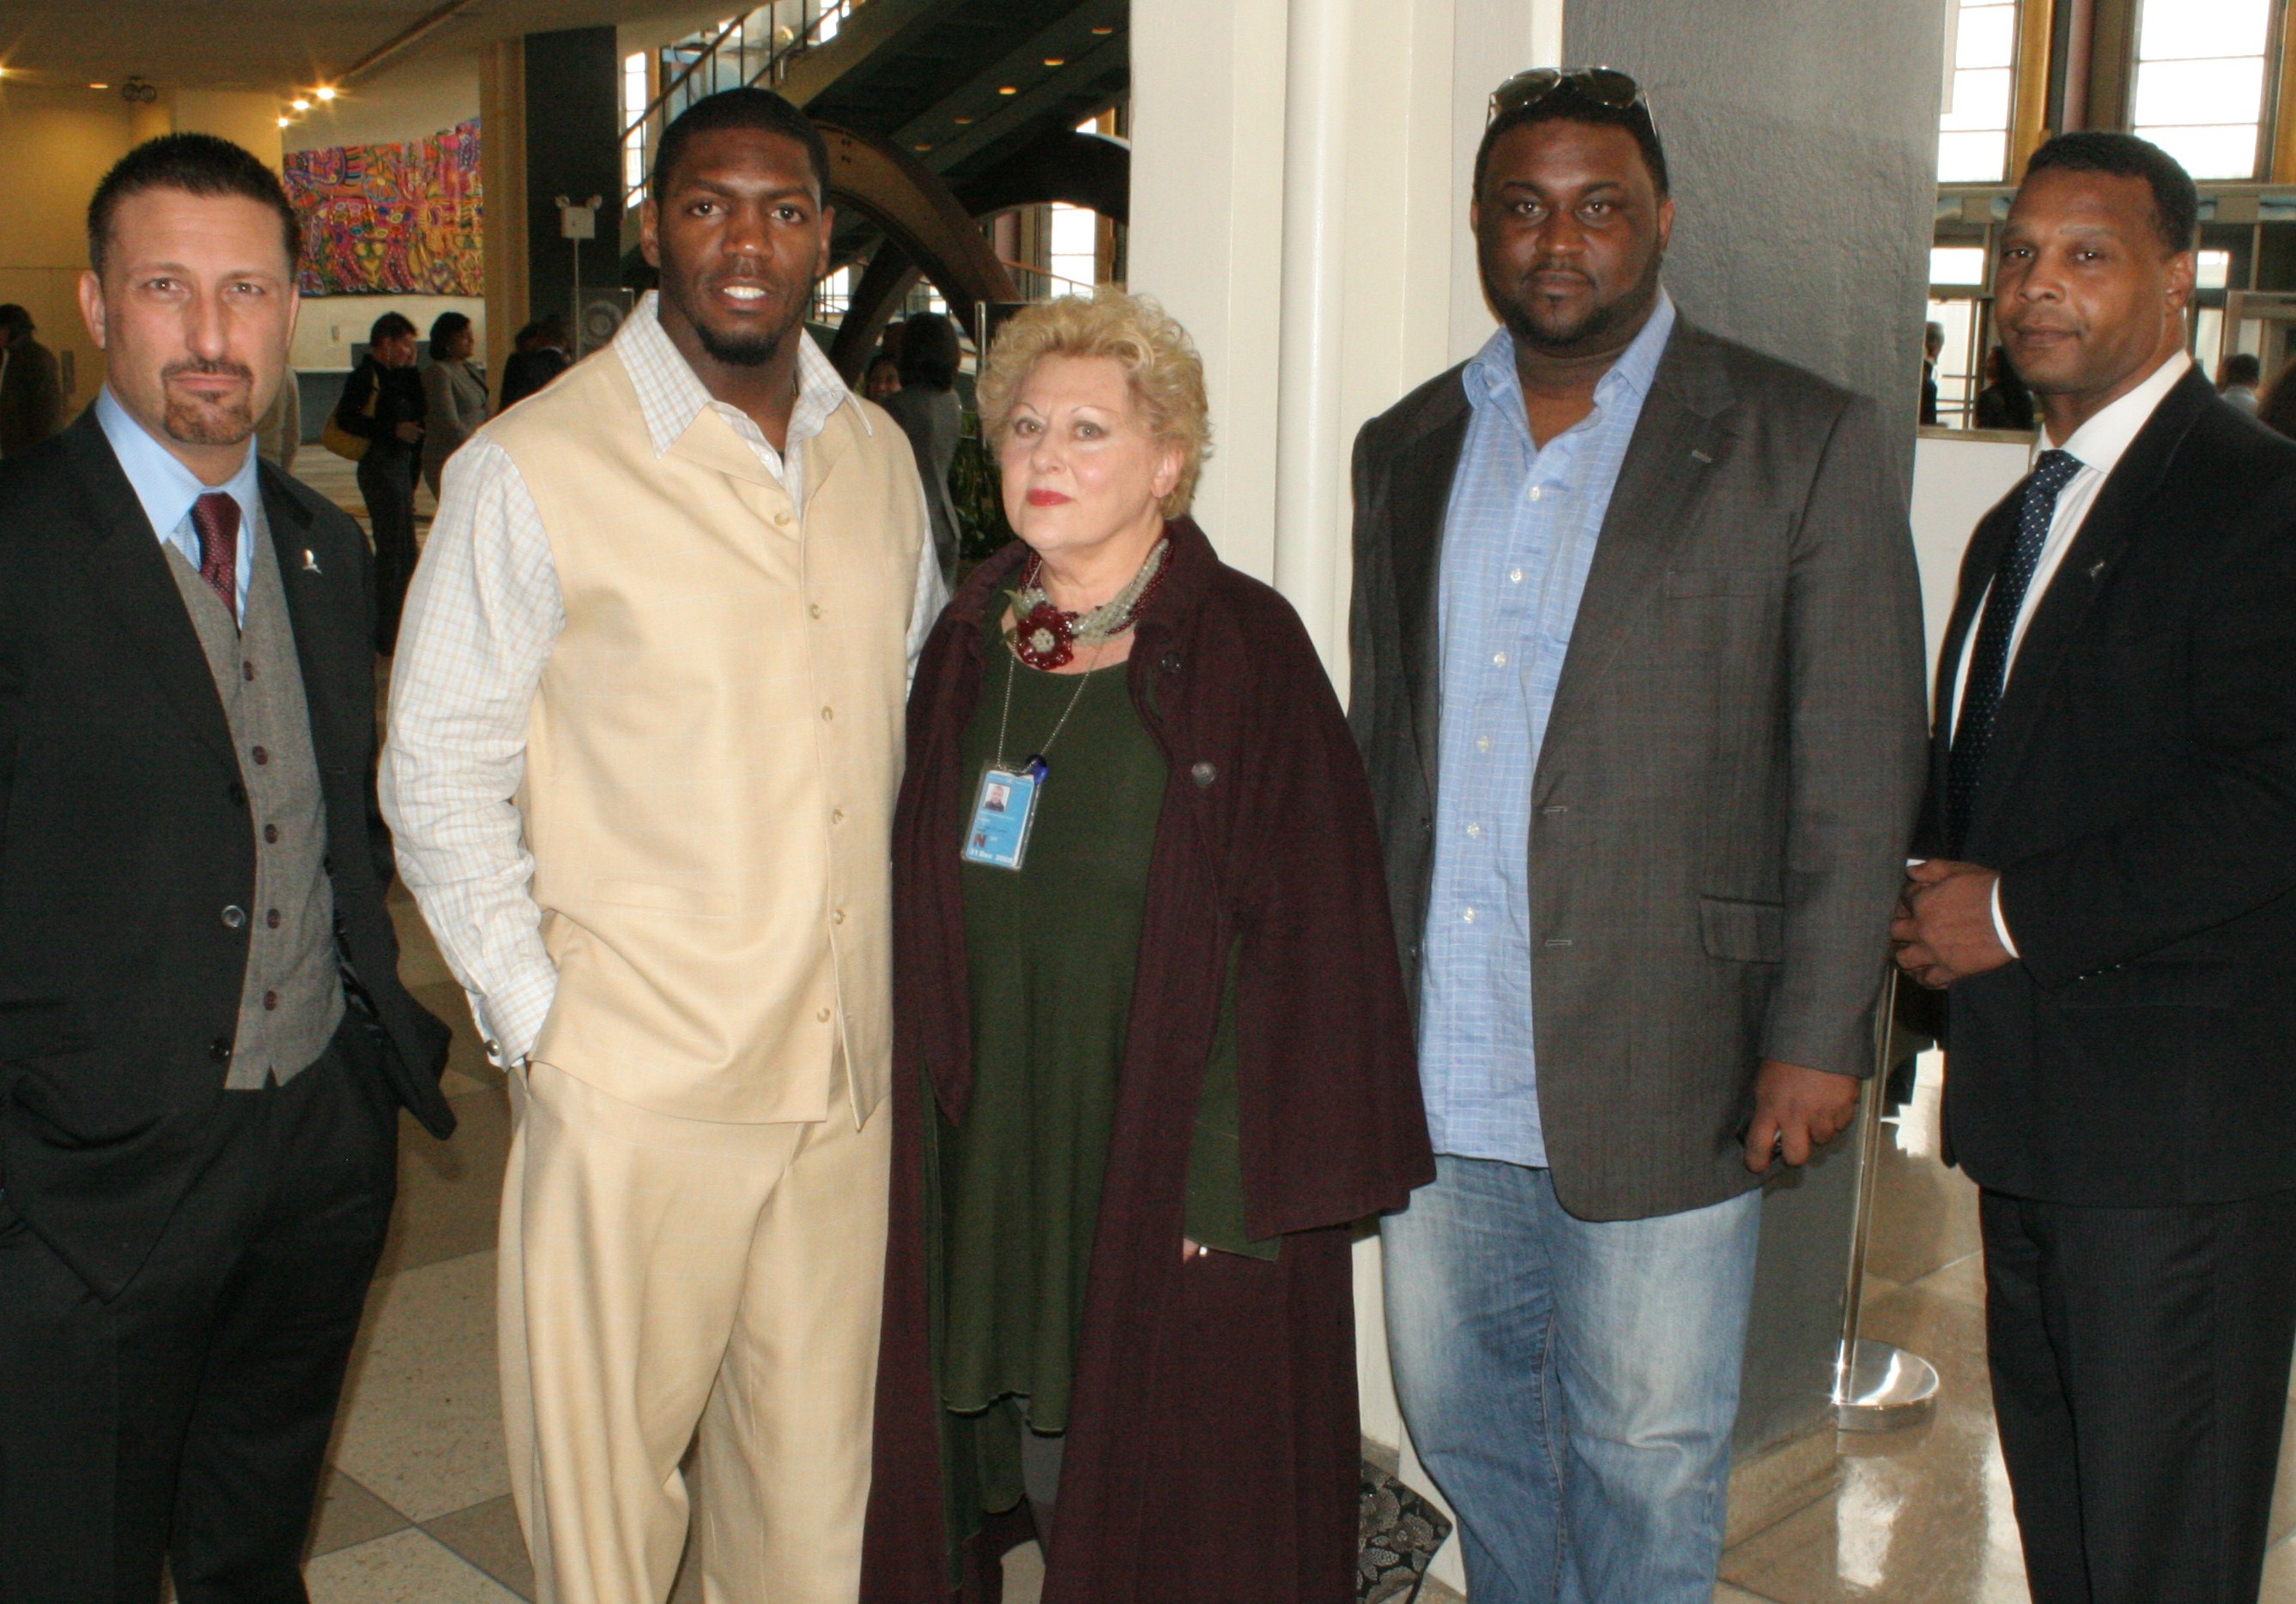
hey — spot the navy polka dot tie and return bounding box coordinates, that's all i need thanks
[1945,448,2081,856]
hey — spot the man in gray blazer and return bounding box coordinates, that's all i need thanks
[1349,70,1927,1602]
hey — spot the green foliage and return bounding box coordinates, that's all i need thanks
[949,415,1016,566]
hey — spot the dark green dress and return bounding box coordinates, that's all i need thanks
[936,613,1270,1512]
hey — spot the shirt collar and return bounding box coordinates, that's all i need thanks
[617,289,861,459]
[1463,287,1678,424]
[95,384,262,544]
[2042,348,2192,476]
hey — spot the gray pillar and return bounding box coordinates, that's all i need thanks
[1561,0,1950,1462]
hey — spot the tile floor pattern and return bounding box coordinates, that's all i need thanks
[291,475,2296,1601]
[307,886,2296,1604]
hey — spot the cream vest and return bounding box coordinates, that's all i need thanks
[486,346,925,1124]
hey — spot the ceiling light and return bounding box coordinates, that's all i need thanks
[998,85,1017,94]
[314,85,336,100]
[1092,25,1113,33]
[291,98,309,110]
[1043,58,1065,66]
[953,115,973,124]
[89,82,109,90]
[912,142,930,151]
[276,115,291,126]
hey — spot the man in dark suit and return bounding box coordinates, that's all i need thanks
[1894,132,2296,1604]
[0,133,452,1604]
[1349,70,1927,1602]
[0,302,65,456]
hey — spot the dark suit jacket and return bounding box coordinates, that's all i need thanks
[0,336,64,457]
[0,408,453,1298]
[1916,367,2296,1208]
[1349,318,1929,1221]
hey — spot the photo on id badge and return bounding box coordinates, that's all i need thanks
[964,760,1045,871]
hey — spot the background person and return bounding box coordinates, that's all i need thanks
[1349,69,1927,1603]
[2215,349,2262,413]
[0,301,65,455]
[1893,131,2296,1604]
[421,309,488,498]
[880,308,963,581]
[384,88,940,1604]
[1973,344,2037,431]
[864,350,901,401]
[1923,317,1946,424]
[0,131,451,1604]
[334,310,424,652]
[2263,353,2296,438]
[863,290,1431,1604]
[496,313,571,411]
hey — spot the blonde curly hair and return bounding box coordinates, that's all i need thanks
[973,290,1211,518]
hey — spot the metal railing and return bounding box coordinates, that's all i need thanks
[621,1,859,209]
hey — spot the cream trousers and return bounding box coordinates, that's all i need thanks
[500,1060,889,1604]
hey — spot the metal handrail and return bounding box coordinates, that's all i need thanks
[619,2,855,151]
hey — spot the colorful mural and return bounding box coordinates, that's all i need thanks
[283,119,483,296]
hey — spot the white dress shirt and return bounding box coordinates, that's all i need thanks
[382,294,946,1065]
[1949,350,2192,953]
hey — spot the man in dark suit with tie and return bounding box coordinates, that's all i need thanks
[1894,132,2296,1604]
[0,134,453,1603]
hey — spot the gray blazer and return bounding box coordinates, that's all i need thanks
[1348,318,1929,1221]
[882,384,961,580]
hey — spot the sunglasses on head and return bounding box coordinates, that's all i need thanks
[1487,66,1650,125]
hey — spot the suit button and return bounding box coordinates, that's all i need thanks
[241,662,255,681]
[1190,761,1216,787]
[221,905,247,929]
[817,1007,833,1022]
[831,908,846,924]
[209,1038,232,1064]
[266,909,282,929]
[263,991,279,1011]
[251,745,270,766]
[821,705,835,721]
[810,603,824,619]
[228,781,248,807]
[1160,652,1183,674]
[264,824,280,844]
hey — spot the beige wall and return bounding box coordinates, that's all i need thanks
[282,52,480,154]
[0,81,140,413]
[172,89,284,172]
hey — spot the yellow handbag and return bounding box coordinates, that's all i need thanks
[321,372,377,463]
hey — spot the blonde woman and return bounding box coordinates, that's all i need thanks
[863,292,1433,1602]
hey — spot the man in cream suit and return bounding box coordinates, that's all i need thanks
[383,88,938,1604]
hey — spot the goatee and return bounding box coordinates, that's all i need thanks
[694,321,785,367]
[161,358,257,446]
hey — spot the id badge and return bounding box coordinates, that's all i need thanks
[962,763,1043,871]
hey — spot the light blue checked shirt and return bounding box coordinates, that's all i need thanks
[1419,291,1676,1167]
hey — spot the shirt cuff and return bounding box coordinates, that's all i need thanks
[1990,877,2020,959]
[470,963,557,1068]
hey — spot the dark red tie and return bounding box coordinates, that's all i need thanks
[191,492,239,615]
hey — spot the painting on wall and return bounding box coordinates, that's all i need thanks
[283,118,482,296]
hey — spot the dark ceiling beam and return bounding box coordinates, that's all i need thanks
[335,0,487,88]
[877,0,1124,160]
[954,127,1129,222]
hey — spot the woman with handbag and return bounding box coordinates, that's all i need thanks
[862,291,1433,1603]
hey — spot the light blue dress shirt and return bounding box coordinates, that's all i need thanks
[97,386,261,623]
[1418,291,1677,1168]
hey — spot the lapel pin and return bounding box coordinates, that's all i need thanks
[301,549,323,574]
[1689,448,1713,464]
[2087,560,2106,580]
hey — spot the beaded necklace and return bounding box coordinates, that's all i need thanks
[1005,536,1172,671]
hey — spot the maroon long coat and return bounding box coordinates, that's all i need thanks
[862,518,1434,1603]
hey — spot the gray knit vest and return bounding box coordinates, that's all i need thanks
[165,504,345,1088]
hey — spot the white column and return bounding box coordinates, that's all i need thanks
[1130,3,1565,1593]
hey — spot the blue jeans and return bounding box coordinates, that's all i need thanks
[1383,1157,1762,1604]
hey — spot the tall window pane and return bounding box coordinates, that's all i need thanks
[1938,0,2020,183]
[2134,0,2269,179]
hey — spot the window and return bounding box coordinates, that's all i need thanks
[1938,0,2019,183]
[622,52,650,209]
[2134,0,2270,180]
[1048,204,1100,295]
